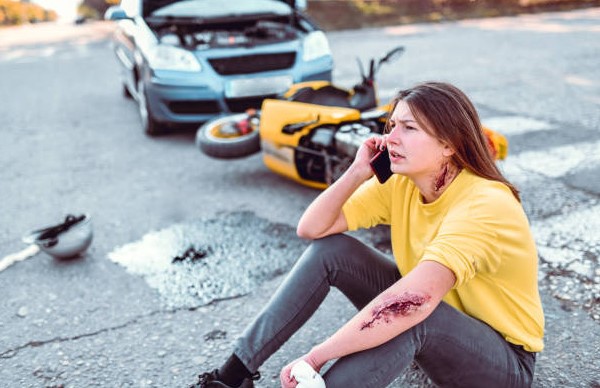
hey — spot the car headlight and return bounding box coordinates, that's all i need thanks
[302,31,331,62]
[147,45,202,72]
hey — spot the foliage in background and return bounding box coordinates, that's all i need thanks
[307,0,600,30]
[2,0,598,28]
[78,0,119,20]
[0,0,57,26]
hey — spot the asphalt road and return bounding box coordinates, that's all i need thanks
[1,9,599,387]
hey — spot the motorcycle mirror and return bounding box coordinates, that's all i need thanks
[356,57,366,81]
[368,58,375,79]
[379,46,405,66]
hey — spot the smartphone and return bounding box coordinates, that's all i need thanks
[369,149,393,184]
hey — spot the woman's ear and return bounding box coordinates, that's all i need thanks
[442,143,455,158]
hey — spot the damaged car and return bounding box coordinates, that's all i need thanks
[104,0,333,136]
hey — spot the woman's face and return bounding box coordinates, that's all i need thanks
[385,100,452,179]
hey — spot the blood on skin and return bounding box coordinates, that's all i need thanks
[360,292,431,330]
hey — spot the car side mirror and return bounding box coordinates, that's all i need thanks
[104,6,130,21]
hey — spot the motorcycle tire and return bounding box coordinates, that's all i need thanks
[196,113,261,159]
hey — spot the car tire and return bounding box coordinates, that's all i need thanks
[137,79,165,137]
[196,113,261,159]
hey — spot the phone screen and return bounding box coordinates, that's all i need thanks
[369,149,393,184]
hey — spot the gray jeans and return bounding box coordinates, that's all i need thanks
[234,234,536,388]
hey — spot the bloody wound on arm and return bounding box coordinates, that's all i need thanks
[360,292,431,330]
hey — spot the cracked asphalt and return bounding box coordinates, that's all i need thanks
[1,8,599,388]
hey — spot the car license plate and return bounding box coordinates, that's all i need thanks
[225,75,293,98]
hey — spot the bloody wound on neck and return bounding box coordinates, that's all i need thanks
[360,292,431,330]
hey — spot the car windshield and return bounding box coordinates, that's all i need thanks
[150,0,292,19]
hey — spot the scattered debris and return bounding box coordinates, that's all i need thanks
[172,246,212,263]
[204,329,227,341]
[0,245,40,273]
[17,306,28,318]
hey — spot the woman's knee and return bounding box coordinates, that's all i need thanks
[300,234,365,269]
[310,234,358,252]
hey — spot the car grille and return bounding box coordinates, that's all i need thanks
[208,53,296,75]
[168,100,221,115]
[226,95,276,113]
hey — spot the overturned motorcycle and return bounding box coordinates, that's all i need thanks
[197,47,507,190]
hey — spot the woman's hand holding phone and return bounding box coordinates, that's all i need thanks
[348,136,390,183]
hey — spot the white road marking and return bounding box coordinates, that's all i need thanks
[0,45,93,63]
[503,140,600,178]
[482,116,553,136]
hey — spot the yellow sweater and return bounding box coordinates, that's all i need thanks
[342,169,544,352]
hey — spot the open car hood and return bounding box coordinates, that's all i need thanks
[143,0,298,18]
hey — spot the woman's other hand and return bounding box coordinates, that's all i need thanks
[280,354,323,388]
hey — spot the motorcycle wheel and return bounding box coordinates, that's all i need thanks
[196,113,261,159]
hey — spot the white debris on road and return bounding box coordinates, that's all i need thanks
[0,244,40,273]
[107,212,307,308]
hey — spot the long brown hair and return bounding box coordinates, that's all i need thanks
[387,81,520,201]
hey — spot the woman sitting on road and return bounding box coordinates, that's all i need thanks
[191,81,544,388]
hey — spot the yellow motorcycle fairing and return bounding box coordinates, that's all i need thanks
[260,99,361,188]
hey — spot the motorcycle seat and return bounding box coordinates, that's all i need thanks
[287,85,353,108]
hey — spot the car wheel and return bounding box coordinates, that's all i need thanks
[137,79,165,137]
[196,113,261,159]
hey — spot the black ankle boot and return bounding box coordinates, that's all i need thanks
[189,369,261,388]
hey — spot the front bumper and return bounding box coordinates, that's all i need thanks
[144,55,333,125]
